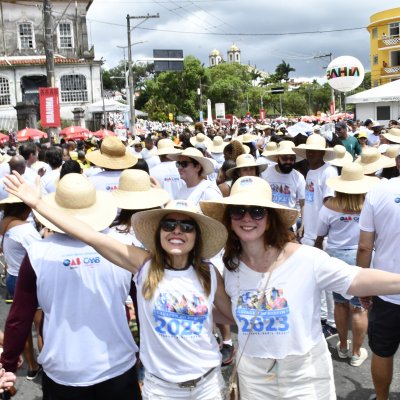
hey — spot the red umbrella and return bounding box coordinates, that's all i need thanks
[92,129,117,139]
[59,126,90,138]
[0,133,9,143]
[17,128,47,142]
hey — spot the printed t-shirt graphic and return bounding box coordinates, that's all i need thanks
[305,180,315,203]
[236,286,290,335]
[153,291,209,337]
[270,182,292,206]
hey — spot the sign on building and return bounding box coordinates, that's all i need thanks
[215,103,225,119]
[39,88,60,128]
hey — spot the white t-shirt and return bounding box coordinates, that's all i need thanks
[302,163,338,244]
[317,205,360,250]
[23,166,38,184]
[150,161,185,201]
[1,223,41,276]
[262,166,305,209]
[88,170,122,192]
[224,246,359,359]
[367,133,380,147]
[359,177,400,304]
[176,179,222,206]
[41,168,61,194]
[27,232,137,385]
[134,260,220,382]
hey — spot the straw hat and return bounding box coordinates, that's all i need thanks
[382,128,400,144]
[381,144,400,168]
[261,141,278,157]
[226,154,267,179]
[200,176,298,229]
[167,147,215,176]
[236,132,258,143]
[131,199,228,259]
[189,133,213,148]
[0,194,23,207]
[266,140,303,163]
[155,139,182,156]
[112,170,170,210]
[325,145,353,167]
[33,173,117,233]
[293,134,336,161]
[326,163,380,194]
[242,144,250,154]
[370,120,384,130]
[0,154,11,164]
[127,136,141,147]
[354,147,388,175]
[208,136,228,153]
[86,136,138,170]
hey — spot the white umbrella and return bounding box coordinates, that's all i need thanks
[287,122,314,137]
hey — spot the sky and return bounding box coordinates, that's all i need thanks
[86,0,400,81]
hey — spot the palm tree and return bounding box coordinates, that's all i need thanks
[275,60,296,82]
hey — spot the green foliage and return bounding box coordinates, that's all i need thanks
[275,60,296,82]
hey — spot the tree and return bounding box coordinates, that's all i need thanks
[275,60,296,82]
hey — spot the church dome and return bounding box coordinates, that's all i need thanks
[229,43,240,52]
[210,49,220,56]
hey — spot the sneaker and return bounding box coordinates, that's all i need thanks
[4,293,13,304]
[26,365,42,380]
[215,334,223,350]
[336,340,351,359]
[221,343,235,366]
[322,324,337,338]
[350,348,368,367]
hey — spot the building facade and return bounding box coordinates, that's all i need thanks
[367,7,400,87]
[0,0,102,130]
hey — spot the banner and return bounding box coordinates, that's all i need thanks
[259,108,266,120]
[39,87,60,128]
[215,103,225,119]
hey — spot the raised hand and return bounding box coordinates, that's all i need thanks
[0,366,17,394]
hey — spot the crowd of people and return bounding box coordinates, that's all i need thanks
[0,116,399,399]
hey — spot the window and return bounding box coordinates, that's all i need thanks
[390,51,400,67]
[373,80,379,87]
[377,106,390,120]
[0,77,11,105]
[373,55,378,65]
[372,28,378,39]
[229,54,233,61]
[18,23,34,49]
[60,75,88,102]
[235,53,239,61]
[389,22,400,37]
[58,22,73,48]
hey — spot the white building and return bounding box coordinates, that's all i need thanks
[0,0,102,130]
[209,44,241,67]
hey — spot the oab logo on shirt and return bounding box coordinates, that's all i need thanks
[62,254,101,268]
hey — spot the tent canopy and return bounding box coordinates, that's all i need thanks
[87,99,128,113]
[346,79,400,104]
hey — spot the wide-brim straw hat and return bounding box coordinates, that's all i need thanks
[189,133,213,148]
[325,145,353,167]
[167,147,215,176]
[261,141,278,157]
[236,132,258,143]
[155,139,182,156]
[112,169,170,210]
[33,173,117,233]
[200,176,298,229]
[226,154,267,179]
[0,154,11,164]
[382,144,400,168]
[354,147,389,175]
[382,128,400,144]
[127,136,142,147]
[326,163,380,194]
[293,134,336,161]
[0,194,23,208]
[131,199,228,259]
[86,136,138,170]
[209,136,228,153]
[266,140,304,163]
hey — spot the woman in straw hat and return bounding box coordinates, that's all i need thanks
[0,194,43,380]
[225,153,267,185]
[3,172,233,399]
[315,164,380,368]
[199,176,400,399]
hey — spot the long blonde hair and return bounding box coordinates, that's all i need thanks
[330,191,366,213]
[142,223,212,300]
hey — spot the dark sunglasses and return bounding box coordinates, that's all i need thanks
[175,160,193,169]
[160,219,197,233]
[279,155,296,162]
[229,206,267,221]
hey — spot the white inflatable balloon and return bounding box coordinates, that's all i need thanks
[326,56,365,92]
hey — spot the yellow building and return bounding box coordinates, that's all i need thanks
[368,7,400,87]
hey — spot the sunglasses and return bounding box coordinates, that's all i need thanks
[160,219,197,233]
[279,155,296,162]
[175,160,194,169]
[229,206,267,221]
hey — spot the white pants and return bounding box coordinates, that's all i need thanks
[237,339,336,399]
[142,368,225,400]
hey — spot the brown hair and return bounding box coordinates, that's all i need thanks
[330,191,365,213]
[142,221,211,300]
[224,140,246,161]
[222,207,295,271]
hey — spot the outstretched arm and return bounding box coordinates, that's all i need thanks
[4,172,149,274]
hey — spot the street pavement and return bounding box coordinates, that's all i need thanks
[1,284,400,399]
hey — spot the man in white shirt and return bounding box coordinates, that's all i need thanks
[41,146,63,194]
[18,142,38,184]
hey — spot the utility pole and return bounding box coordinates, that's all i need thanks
[127,13,159,136]
[44,0,55,87]
[314,53,335,114]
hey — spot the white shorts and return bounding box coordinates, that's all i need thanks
[237,338,336,399]
[142,367,225,400]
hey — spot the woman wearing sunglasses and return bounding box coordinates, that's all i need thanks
[3,172,232,400]
[200,176,400,399]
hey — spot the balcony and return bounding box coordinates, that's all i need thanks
[378,36,400,49]
[381,65,400,77]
